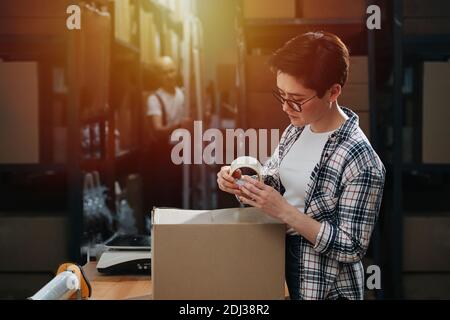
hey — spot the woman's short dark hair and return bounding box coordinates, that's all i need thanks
[268,31,350,98]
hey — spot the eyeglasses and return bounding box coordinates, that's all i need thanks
[272,89,316,112]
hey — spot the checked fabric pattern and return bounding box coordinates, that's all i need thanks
[260,107,386,300]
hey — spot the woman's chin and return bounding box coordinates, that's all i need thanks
[289,117,307,127]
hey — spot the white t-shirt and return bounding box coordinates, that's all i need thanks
[279,125,336,235]
[146,87,185,127]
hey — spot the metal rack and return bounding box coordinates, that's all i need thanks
[387,0,450,299]
[0,0,186,266]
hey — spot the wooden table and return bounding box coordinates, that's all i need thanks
[83,262,152,300]
[83,262,289,300]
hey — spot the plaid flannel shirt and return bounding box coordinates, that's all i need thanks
[261,107,385,300]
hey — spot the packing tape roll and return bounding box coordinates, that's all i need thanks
[29,271,79,300]
[230,156,262,184]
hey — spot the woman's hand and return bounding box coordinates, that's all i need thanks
[238,175,291,222]
[217,166,242,197]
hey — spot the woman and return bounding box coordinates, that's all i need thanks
[217,32,385,300]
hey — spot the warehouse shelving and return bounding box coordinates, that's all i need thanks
[386,0,450,299]
[0,0,187,274]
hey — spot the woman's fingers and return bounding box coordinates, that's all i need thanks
[223,185,242,196]
[240,185,262,202]
[220,179,238,190]
[217,177,242,196]
[242,181,263,197]
[238,195,260,208]
[219,167,237,185]
[242,175,267,190]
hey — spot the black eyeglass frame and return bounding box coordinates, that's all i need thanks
[272,89,317,112]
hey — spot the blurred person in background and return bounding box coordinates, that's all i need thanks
[144,56,191,211]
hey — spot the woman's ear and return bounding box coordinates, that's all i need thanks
[328,84,342,103]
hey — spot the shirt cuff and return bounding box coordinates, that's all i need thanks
[314,221,336,254]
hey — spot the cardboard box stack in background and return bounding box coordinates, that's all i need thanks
[114,0,132,43]
[339,56,370,138]
[245,55,276,92]
[245,54,289,132]
[422,61,450,164]
[243,0,296,19]
[140,9,159,64]
[0,1,67,36]
[403,0,450,35]
[216,64,236,93]
[152,207,286,300]
[80,6,111,120]
[299,0,366,20]
[403,215,450,299]
[0,215,68,298]
[0,62,40,164]
[243,0,367,20]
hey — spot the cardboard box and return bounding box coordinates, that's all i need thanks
[247,92,290,131]
[115,0,132,43]
[356,112,370,139]
[140,9,160,64]
[404,18,450,35]
[152,207,285,300]
[300,0,366,20]
[0,62,39,164]
[0,215,68,272]
[246,55,276,92]
[404,0,450,18]
[0,1,66,17]
[348,56,369,84]
[217,64,237,93]
[403,273,450,299]
[80,6,111,118]
[403,215,450,272]
[243,0,296,19]
[422,62,450,163]
[339,83,369,112]
[0,273,55,299]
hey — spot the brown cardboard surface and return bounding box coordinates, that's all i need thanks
[243,0,296,19]
[403,273,450,299]
[0,215,68,272]
[152,207,285,300]
[217,64,237,92]
[404,18,450,35]
[403,0,450,18]
[339,83,369,112]
[356,112,370,139]
[0,1,67,17]
[115,0,131,43]
[247,92,290,131]
[300,0,366,20]
[0,62,39,164]
[422,62,450,163]
[246,55,276,92]
[403,216,450,272]
[348,56,369,84]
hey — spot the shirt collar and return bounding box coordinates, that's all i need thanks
[292,107,359,142]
